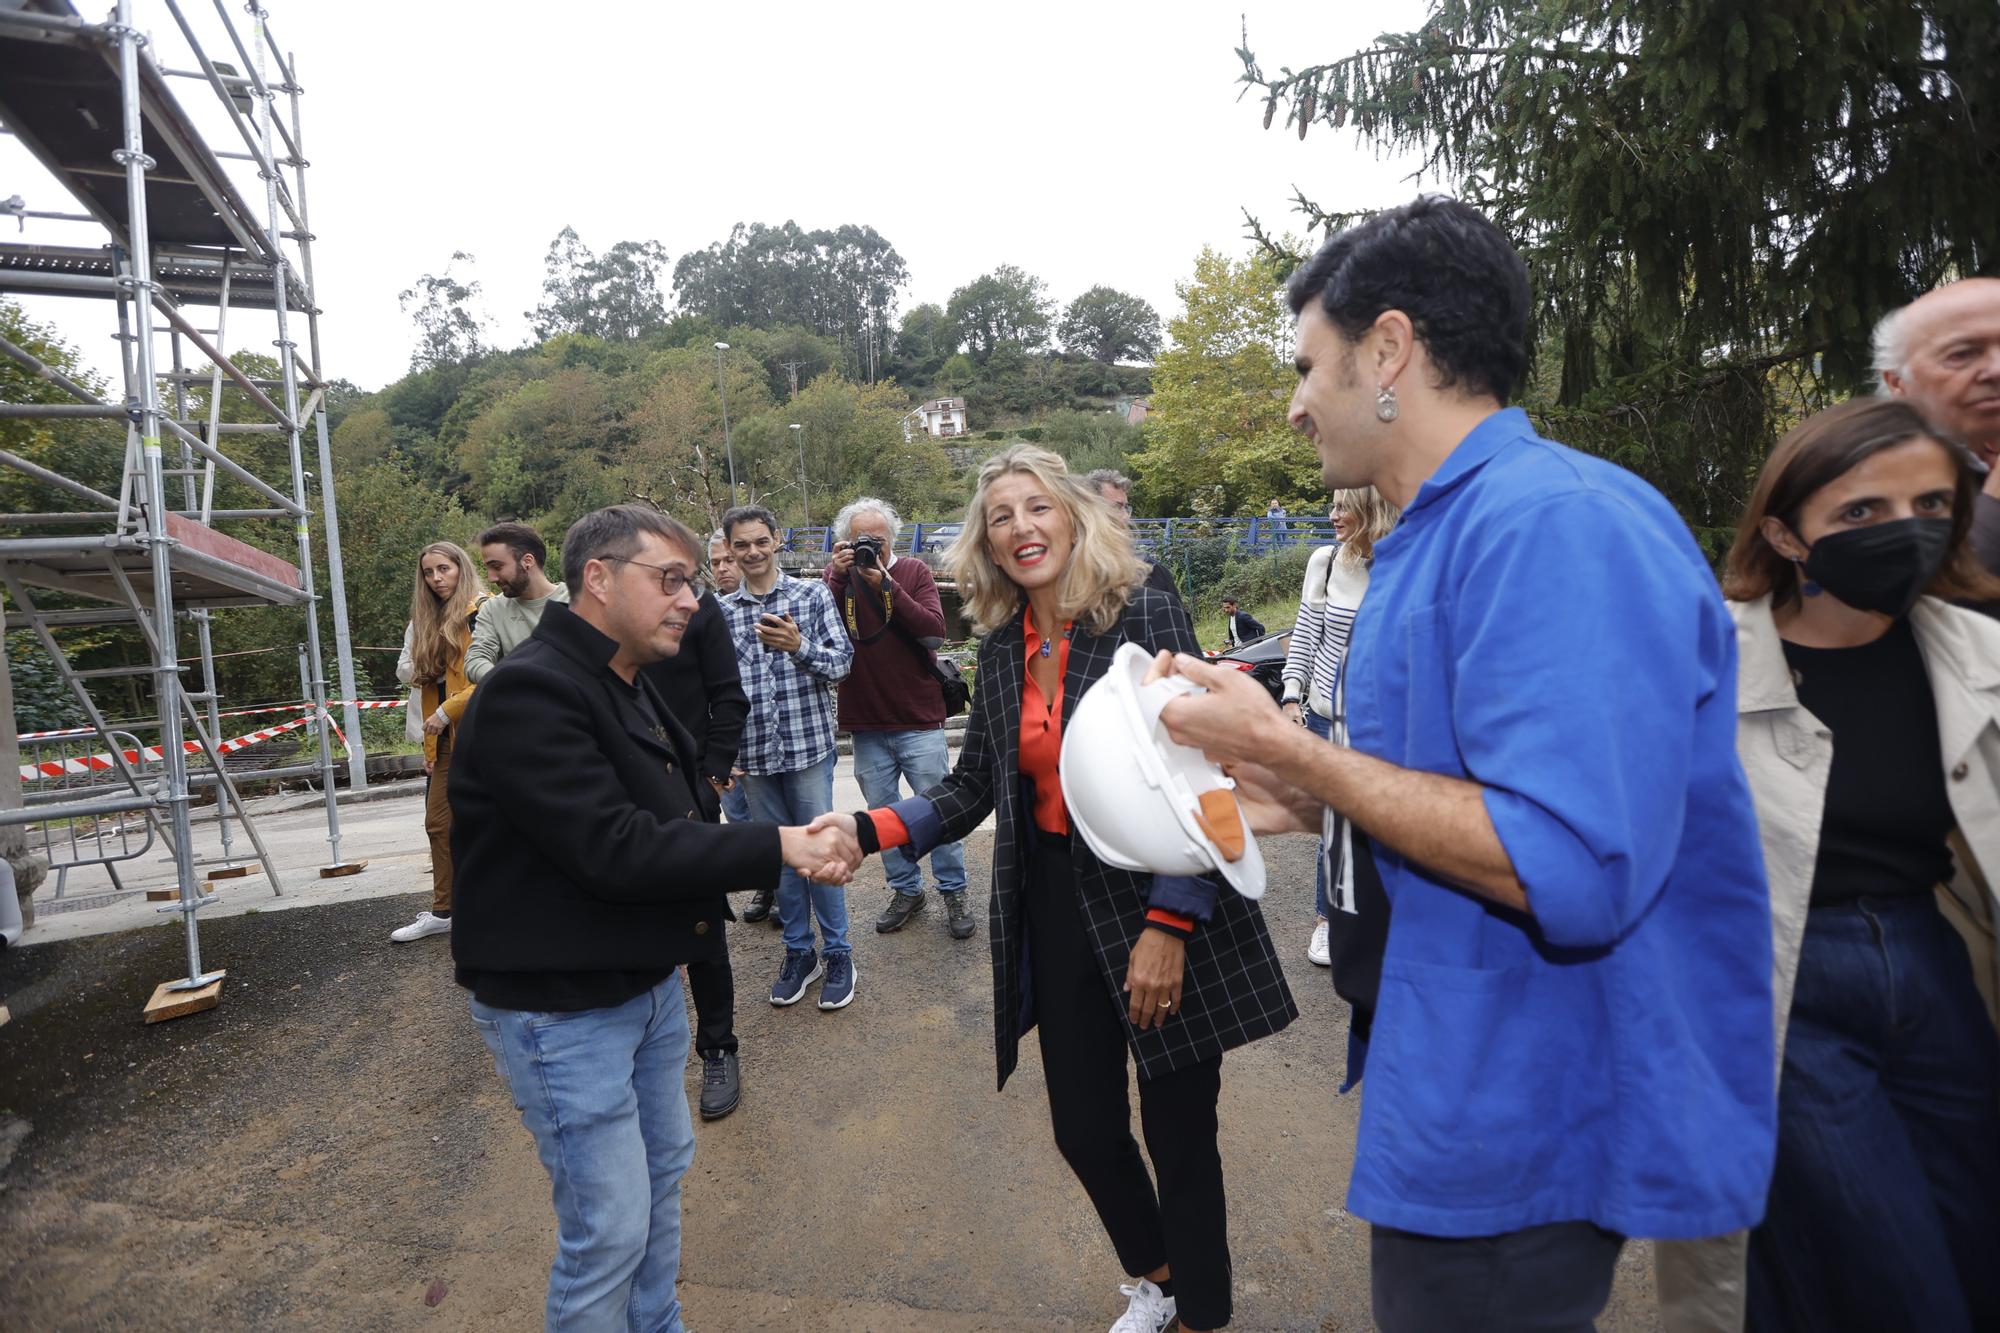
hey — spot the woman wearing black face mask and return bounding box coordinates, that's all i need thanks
[1655,397,2000,1333]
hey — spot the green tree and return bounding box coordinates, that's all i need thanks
[1131,248,1316,513]
[460,367,623,517]
[1235,2,2000,547]
[890,302,954,387]
[761,374,958,527]
[0,299,120,513]
[529,227,673,342]
[671,221,910,381]
[945,265,1053,362]
[398,252,487,370]
[623,345,775,533]
[1059,286,1164,364]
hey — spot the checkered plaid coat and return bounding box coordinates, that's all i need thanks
[925,585,1298,1088]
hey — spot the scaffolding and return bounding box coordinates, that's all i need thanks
[0,0,365,1018]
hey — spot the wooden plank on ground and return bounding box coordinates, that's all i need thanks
[319,860,367,879]
[206,864,257,880]
[142,972,225,1024]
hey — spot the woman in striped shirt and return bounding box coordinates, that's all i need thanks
[1279,487,1401,966]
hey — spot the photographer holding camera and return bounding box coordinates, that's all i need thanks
[825,498,975,942]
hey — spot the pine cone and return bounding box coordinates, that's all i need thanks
[1263,95,1276,131]
[1298,86,1316,139]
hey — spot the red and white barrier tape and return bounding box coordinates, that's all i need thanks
[19,698,407,742]
[19,714,319,781]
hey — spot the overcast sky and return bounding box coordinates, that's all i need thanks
[4,1,1434,393]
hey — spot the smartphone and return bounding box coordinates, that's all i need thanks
[760,611,789,652]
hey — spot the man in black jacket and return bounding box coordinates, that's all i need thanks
[642,584,750,1120]
[1220,598,1266,649]
[451,504,855,1333]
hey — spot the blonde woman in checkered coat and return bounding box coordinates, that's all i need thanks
[814,446,1297,1333]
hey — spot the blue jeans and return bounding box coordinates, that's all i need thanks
[852,728,966,897]
[719,778,751,825]
[469,977,696,1333]
[1304,707,1333,919]
[742,751,847,955]
[1747,894,2000,1332]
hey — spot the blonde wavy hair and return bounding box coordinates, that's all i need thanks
[947,445,1145,637]
[1329,486,1401,568]
[408,541,484,682]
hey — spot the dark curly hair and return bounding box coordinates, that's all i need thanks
[1286,196,1531,405]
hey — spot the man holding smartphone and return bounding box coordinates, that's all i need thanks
[719,504,858,1011]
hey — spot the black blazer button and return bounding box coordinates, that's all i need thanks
[1951,762,1969,781]
[694,920,710,936]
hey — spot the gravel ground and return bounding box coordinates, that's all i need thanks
[0,831,1660,1331]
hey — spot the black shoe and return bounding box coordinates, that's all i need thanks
[699,1051,740,1120]
[742,887,774,924]
[944,890,976,940]
[875,891,926,933]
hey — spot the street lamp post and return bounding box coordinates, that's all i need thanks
[714,341,738,506]
[788,423,810,535]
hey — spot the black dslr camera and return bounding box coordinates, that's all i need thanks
[851,535,886,570]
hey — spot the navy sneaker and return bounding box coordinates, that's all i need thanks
[817,951,856,1011]
[769,948,822,1007]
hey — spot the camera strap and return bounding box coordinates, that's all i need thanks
[841,579,895,645]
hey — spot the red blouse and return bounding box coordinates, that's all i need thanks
[1020,606,1071,836]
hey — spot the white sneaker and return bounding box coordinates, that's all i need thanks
[391,911,452,942]
[1307,918,1331,967]
[1109,1278,1178,1333]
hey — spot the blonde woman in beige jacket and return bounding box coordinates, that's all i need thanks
[1658,398,2000,1333]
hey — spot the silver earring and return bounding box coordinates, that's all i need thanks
[1375,384,1398,422]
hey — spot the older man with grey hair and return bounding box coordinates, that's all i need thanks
[1874,277,2000,593]
[1085,467,1185,603]
[823,497,973,939]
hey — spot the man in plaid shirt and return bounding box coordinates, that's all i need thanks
[720,505,858,1011]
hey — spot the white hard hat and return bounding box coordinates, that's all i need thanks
[1061,642,1266,899]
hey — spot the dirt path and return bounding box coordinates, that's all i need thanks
[0,834,1660,1330]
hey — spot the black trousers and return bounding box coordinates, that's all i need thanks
[1370,1220,1624,1333]
[686,952,736,1057]
[1027,833,1231,1329]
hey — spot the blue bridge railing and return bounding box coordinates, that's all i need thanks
[779,516,1337,559]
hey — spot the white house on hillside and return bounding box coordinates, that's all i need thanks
[918,396,968,438]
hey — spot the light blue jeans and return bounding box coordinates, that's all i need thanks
[742,750,847,956]
[719,777,751,825]
[852,728,967,897]
[469,977,695,1333]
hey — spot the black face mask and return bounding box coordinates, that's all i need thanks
[1799,517,1953,618]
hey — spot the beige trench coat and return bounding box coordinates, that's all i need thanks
[1656,595,2000,1332]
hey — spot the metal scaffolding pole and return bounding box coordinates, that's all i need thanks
[112,0,216,994]
[284,48,365,791]
[167,313,243,873]
[248,1,348,868]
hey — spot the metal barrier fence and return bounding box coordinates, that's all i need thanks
[21,728,160,900]
[777,516,1338,559]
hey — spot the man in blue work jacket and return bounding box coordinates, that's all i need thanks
[1149,197,1775,1331]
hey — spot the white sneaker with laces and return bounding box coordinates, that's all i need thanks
[391,911,451,943]
[1109,1278,1178,1333]
[1307,918,1331,967]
